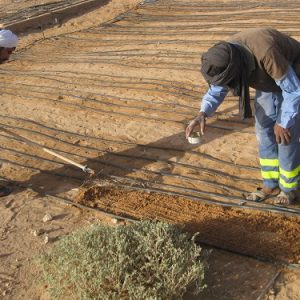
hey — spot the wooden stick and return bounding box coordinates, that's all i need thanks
[0,126,95,174]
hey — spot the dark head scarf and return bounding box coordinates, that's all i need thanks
[201,42,252,119]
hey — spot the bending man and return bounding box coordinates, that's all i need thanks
[186,28,300,205]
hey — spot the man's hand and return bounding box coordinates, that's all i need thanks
[186,112,207,139]
[274,123,291,145]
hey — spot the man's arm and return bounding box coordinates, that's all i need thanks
[185,85,228,138]
[275,66,300,144]
[200,85,228,116]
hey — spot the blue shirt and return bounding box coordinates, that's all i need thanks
[200,66,300,128]
[200,85,228,117]
[275,66,300,128]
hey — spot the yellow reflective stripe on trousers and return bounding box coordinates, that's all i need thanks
[261,171,279,180]
[279,177,299,189]
[259,158,279,167]
[279,166,300,179]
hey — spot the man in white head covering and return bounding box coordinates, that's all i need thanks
[0,29,18,196]
[0,29,18,64]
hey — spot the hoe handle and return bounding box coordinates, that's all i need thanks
[0,127,95,174]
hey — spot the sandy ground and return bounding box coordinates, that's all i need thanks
[0,0,300,299]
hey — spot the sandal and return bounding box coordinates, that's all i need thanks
[245,187,271,202]
[0,186,11,197]
[273,191,295,206]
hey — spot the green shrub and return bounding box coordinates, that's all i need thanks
[39,221,206,299]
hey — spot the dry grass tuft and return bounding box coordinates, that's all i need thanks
[39,221,206,299]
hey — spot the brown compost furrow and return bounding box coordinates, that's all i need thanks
[76,185,300,263]
[1,0,102,28]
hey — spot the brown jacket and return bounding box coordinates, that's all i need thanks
[229,28,300,92]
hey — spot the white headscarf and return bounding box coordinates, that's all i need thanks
[0,29,18,48]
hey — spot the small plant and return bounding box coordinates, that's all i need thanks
[39,221,206,299]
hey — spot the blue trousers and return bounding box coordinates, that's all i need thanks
[255,90,300,192]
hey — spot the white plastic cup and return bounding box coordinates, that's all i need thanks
[188,132,201,144]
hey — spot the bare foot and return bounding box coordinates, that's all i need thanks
[245,187,280,201]
[274,191,295,205]
[261,187,280,196]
